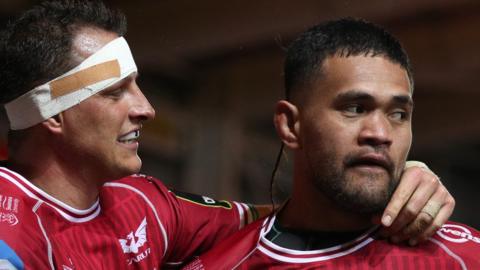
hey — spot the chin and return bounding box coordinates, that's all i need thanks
[331,174,394,214]
[127,160,142,175]
[115,158,142,178]
[346,185,393,214]
[332,192,388,215]
[348,169,390,182]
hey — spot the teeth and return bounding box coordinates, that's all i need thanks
[118,130,140,143]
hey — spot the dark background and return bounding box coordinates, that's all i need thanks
[1,0,479,228]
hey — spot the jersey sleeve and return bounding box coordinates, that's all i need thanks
[131,175,256,267]
[432,221,480,268]
[164,189,257,266]
[0,187,47,269]
[182,218,266,270]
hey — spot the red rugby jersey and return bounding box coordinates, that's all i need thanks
[183,215,480,269]
[0,166,252,269]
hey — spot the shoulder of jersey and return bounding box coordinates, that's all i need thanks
[104,174,171,199]
[0,167,35,200]
[0,168,32,233]
[0,178,24,196]
[114,174,165,187]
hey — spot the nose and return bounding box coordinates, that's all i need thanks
[129,83,156,122]
[358,112,392,148]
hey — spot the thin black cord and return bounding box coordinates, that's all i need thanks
[269,143,285,216]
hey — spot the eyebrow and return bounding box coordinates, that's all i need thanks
[335,90,413,107]
[102,72,139,92]
[335,91,374,102]
[392,95,413,108]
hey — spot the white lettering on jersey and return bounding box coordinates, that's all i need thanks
[0,195,20,226]
[0,195,20,213]
[0,212,18,226]
[202,196,216,204]
[127,248,151,265]
[437,224,480,244]
[119,217,148,254]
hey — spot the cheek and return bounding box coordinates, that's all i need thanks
[395,128,412,157]
[303,114,346,147]
[303,125,341,159]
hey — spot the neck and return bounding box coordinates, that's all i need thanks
[279,190,372,232]
[278,156,372,232]
[8,136,101,210]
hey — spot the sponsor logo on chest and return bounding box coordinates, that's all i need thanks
[437,224,480,244]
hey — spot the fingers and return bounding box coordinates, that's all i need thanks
[404,160,429,170]
[407,188,455,244]
[378,161,455,245]
[386,167,440,234]
[381,165,435,229]
[379,162,455,245]
[397,186,446,244]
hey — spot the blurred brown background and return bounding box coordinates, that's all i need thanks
[1,0,479,228]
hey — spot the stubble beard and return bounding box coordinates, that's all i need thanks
[309,154,399,215]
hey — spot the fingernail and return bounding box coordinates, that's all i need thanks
[382,215,392,227]
[409,239,418,246]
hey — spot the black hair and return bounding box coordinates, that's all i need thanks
[0,0,127,104]
[284,17,413,100]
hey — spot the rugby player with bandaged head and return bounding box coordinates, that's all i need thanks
[0,2,457,269]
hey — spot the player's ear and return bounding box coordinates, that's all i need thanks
[41,113,63,135]
[274,100,301,149]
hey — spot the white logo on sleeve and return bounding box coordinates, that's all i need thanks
[0,195,20,226]
[119,218,148,254]
[437,224,480,244]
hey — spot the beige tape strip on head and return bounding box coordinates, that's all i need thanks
[5,37,137,130]
[50,59,121,98]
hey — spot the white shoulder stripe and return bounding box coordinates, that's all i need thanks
[103,182,169,257]
[2,167,99,215]
[233,202,245,229]
[0,169,100,222]
[33,201,55,270]
[429,238,467,270]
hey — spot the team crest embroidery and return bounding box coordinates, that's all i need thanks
[437,224,480,244]
[119,218,147,253]
[119,217,151,264]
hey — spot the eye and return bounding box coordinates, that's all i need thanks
[390,110,408,121]
[343,104,365,116]
[101,87,126,99]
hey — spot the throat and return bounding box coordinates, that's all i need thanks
[26,163,101,210]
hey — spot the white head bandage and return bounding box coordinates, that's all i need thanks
[5,37,137,130]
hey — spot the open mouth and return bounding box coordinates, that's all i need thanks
[118,130,140,144]
[347,155,393,173]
